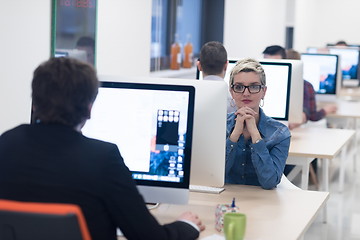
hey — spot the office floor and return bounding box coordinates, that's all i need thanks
[292,158,360,240]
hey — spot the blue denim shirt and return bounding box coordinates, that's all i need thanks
[225,108,291,189]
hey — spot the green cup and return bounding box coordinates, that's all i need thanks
[223,212,246,240]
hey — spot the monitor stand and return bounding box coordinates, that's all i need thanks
[146,202,160,210]
[342,79,359,88]
[189,185,225,194]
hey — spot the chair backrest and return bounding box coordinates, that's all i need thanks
[0,199,91,240]
[278,174,301,190]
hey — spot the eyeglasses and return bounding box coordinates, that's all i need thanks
[231,84,264,94]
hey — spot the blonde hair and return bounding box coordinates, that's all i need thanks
[229,58,266,86]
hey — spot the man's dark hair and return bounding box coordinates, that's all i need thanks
[31,57,99,127]
[199,41,227,75]
[262,45,286,59]
[335,40,348,46]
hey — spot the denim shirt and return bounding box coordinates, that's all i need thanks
[225,108,291,189]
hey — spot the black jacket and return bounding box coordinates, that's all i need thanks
[0,123,198,240]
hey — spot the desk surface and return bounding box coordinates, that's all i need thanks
[145,185,329,240]
[331,99,360,118]
[318,97,360,119]
[289,127,355,159]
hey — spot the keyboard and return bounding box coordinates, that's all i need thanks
[189,185,225,194]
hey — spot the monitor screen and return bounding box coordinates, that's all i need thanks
[196,60,291,122]
[301,53,339,94]
[328,47,360,80]
[82,81,195,204]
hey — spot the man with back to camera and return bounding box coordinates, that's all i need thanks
[197,41,237,113]
[0,57,205,240]
[262,45,287,59]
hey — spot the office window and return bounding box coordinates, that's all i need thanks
[51,0,97,66]
[151,0,225,72]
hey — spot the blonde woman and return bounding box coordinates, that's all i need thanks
[226,58,291,189]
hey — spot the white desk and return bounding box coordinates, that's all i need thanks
[132,185,329,240]
[326,99,360,169]
[287,127,355,192]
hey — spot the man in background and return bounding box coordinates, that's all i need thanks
[197,41,237,113]
[262,45,287,59]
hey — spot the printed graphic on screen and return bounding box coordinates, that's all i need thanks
[329,48,359,80]
[301,54,338,94]
[82,88,189,183]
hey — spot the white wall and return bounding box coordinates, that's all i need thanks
[0,2,51,134]
[0,1,152,135]
[294,0,360,52]
[223,0,287,59]
[96,0,152,77]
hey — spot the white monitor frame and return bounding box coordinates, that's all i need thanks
[98,75,227,189]
[259,59,304,124]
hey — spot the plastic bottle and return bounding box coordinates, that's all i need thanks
[183,34,193,68]
[170,34,181,70]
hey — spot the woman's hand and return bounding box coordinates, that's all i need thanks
[245,115,261,143]
[229,107,257,142]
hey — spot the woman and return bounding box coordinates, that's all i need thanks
[225,58,291,189]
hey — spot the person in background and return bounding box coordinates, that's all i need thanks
[197,41,237,113]
[335,40,348,46]
[76,36,95,65]
[262,45,287,59]
[225,58,291,190]
[0,57,205,240]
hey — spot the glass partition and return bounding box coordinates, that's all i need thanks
[51,0,97,66]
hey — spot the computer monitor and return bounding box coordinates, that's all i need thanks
[307,46,360,83]
[196,59,300,123]
[326,43,360,48]
[90,75,227,189]
[98,76,227,188]
[327,47,360,80]
[82,81,195,205]
[301,53,341,102]
[54,49,88,63]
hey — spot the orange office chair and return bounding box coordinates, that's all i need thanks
[0,199,91,240]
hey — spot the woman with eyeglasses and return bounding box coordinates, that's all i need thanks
[225,58,291,189]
